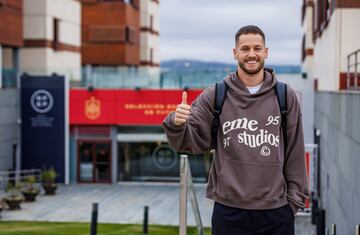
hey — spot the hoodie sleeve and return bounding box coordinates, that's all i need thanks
[284,86,310,214]
[162,86,215,154]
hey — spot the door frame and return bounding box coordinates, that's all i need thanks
[77,139,112,183]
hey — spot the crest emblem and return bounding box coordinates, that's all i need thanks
[85,96,101,120]
[31,89,54,113]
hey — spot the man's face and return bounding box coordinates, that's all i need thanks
[233,33,268,75]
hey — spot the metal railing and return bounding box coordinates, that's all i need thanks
[347,48,360,90]
[0,169,41,191]
[179,155,204,235]
[325,224,360,235]
[306,143,318,205]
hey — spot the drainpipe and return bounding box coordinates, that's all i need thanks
[14,47,21,185]
[0,44,3,88]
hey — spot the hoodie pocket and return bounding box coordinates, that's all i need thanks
[217,160,286,202]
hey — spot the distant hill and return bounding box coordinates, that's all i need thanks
[161,59,301,74]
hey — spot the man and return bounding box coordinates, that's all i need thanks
[162,25,309,235]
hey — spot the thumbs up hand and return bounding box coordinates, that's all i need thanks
[174,91,191,126]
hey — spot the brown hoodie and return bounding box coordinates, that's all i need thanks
[162,70,309,213]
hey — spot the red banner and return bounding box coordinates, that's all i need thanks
[70,89,203,125]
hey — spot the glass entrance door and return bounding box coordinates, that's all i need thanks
[78,140,111,183]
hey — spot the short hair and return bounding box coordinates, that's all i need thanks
[235,25,266,45]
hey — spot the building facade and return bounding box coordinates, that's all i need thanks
[81,0,140,66]
[140,0,159,67]
[21,0,81,81]
[0,0,22,172]
[302,0,360,234]
[301,0,360,91]
[1,0,163,176]
[69,88,212,184]
[81,0,160,88]
[0,0,23,88]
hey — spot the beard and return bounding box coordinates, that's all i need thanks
[238,58,265,75]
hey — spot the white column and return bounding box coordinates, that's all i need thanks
[65,75,70,185]
[111,126,118,184]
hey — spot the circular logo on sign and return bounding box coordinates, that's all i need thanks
[30,89,54,113]
[152,145,177,170]
[260,146,271,156]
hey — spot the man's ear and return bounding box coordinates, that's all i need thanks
[233,48,237,59]
[265,47,269,59]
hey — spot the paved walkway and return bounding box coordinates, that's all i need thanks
[0,183,316,234]
[0,183,213,226]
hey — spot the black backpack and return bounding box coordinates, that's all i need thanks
[210,80,288,151]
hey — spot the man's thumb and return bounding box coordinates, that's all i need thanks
[181,91,187,104]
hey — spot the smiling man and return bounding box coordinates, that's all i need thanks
[162,25,309,235]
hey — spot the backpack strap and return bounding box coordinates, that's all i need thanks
[211,80,228,150]
[274,81,288,151]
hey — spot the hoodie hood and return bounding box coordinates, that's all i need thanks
[224,68,277,97]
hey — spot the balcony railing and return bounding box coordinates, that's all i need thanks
[0,169,41,192]
[2,65,301,90]
[80,66,230,89]
[347,48,360,90]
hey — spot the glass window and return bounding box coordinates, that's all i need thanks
[118,142,212,183]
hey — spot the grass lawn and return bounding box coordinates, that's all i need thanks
[0,221,212,235]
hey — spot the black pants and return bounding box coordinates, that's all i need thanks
[212,202,294,235]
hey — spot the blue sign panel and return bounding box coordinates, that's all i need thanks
[21,74,66,183]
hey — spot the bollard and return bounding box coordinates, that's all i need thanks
[90,203,98,235]
[331,224,336,235]
[311,197,318,225]
[143,206,149,235]
[316,209,325,235]
[356,224,359,235]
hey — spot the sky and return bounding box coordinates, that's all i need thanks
[159,0,303,65]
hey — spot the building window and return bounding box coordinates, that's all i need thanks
[301,35,306,62]
[130,0,139,9]
[126,27,131,43]
[313,0,331,40]
[150,15,154,30]
[126,27,137,44]
[150,48,153,64]
[53,18,60,50]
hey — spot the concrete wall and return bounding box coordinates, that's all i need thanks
[301,4,314,79]
[340,9,360,72]
[140,0,160,32]
[23,0,81,45]
[314,91,360,234]
[313,10,339,91]
[140,32,160,64]
[140,0,159,64]
[0,89,19,171]
[303,6,314,52]
[20,48,81,81]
